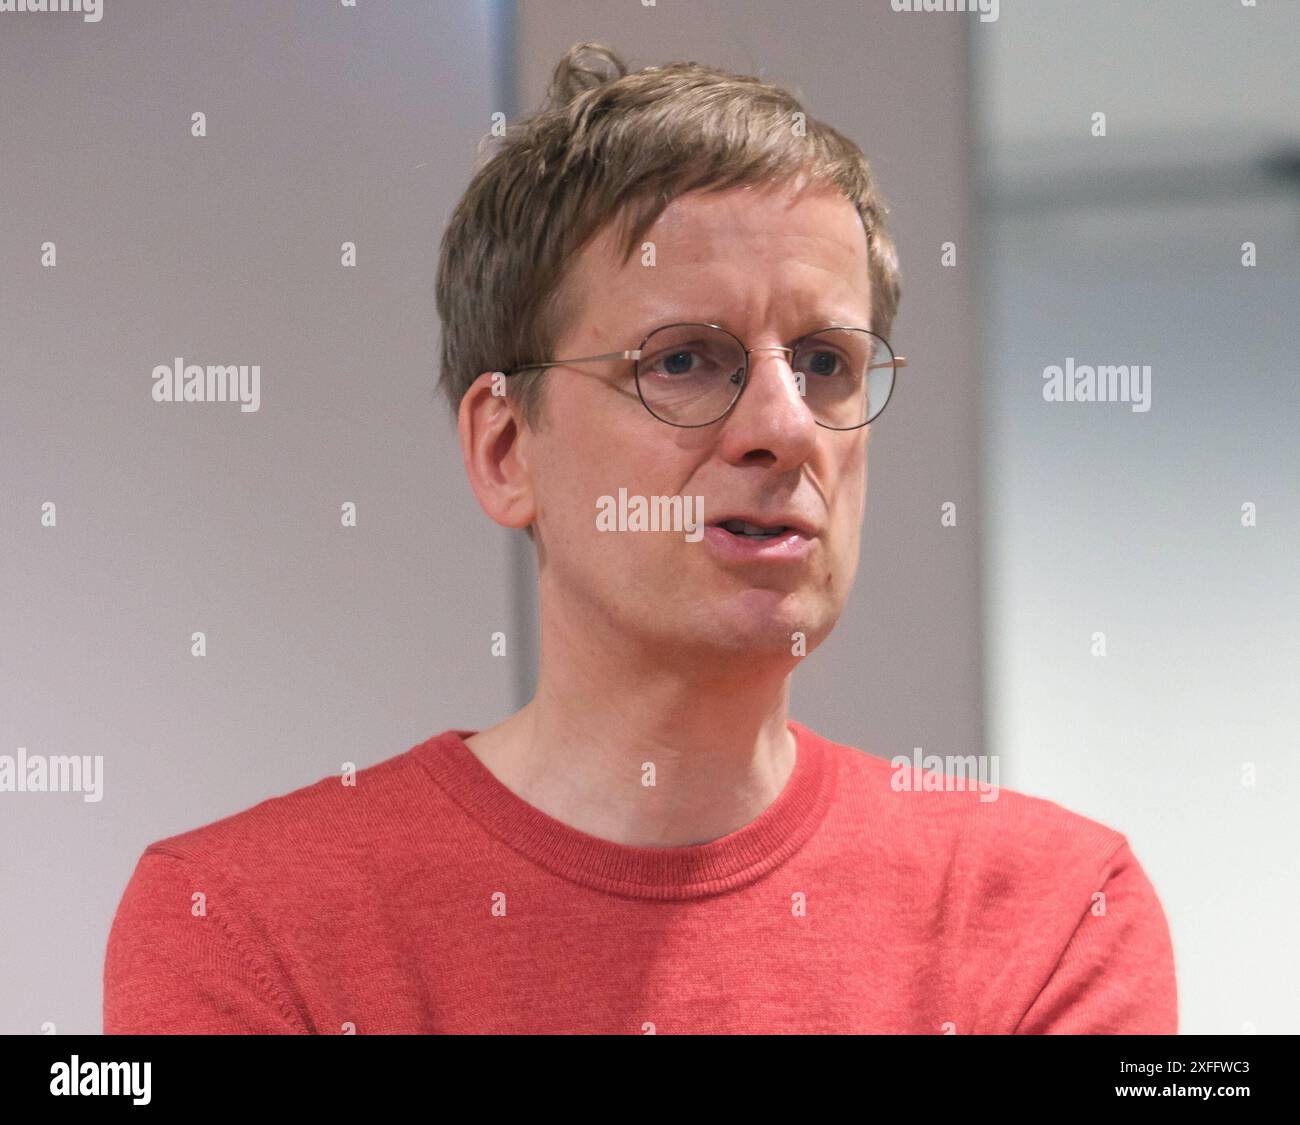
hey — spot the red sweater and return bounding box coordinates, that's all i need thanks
[103,720,1177,1034]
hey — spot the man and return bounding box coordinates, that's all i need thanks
[104,42,1176,1034]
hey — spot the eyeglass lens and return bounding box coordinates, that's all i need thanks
[634,324,894,428]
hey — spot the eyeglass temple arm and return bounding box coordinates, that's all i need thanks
[504,350,640,376]
[870,356,907,371]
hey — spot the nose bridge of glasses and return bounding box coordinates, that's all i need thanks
[743,343,798,386]
[736,343,819,422]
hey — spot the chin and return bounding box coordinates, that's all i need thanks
[706,589,828,649]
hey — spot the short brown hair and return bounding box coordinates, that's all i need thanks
[435,41,901,432]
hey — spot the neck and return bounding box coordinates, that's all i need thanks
[464,596,799,848]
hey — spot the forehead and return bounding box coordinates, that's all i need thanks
[651,183,863,249]
[566,182,872,329]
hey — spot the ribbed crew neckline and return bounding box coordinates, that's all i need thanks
[411,720,837,901]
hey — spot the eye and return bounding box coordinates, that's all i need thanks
[642,337,736,379]
[661,349,697,376]
[793,330,869,381]
[797,347,845,378]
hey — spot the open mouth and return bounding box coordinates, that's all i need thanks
[716,519,792,540]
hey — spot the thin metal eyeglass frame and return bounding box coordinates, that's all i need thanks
[500,321,908,429]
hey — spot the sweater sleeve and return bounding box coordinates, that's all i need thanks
[103,848,309,1034]
[1014,837,1178,1034]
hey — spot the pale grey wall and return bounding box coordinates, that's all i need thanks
[0,0,514,1034]
[974,0,1300,1035]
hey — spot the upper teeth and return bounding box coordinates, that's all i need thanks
[721,520,786,536]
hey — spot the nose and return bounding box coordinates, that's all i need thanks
[715,346,818,466]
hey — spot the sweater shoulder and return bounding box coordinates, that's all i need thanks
[136,734,444,886]
[806,724,1131,889]
[800,724,1175,1033]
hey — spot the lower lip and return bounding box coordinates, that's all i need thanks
[702,525,814,562]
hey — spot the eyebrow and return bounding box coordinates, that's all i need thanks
[638,312,871,338]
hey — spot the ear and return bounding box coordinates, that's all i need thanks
[457,371,537,532]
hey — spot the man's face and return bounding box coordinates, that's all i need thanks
[518,180,873,663]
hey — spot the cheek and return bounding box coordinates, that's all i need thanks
[832,448,868,581]
[553,450,683,569]
[836,441,868,524]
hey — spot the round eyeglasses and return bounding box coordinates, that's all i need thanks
[502,322,907,429]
